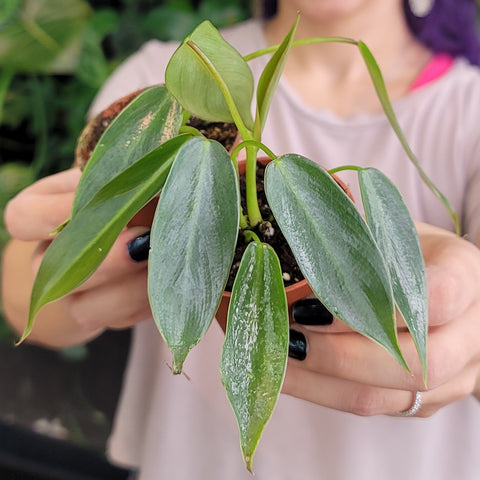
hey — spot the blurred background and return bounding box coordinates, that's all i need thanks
[2,1,480,478]
[0,1,251,478]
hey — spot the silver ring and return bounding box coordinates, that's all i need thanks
[397,391,422,417]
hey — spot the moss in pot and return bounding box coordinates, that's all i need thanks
[21,15,460,472]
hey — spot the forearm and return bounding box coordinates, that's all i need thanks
[1,239,104,349]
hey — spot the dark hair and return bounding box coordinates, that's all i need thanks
[261,0,480,65]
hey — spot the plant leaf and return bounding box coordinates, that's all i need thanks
[357,41,459,234]
[165,20,254,131]
[72,85,182,215]
[23,135,192,343]
[265,154,408,370]
[148,137,239,373]
[359,167,428,384]
[0,0,92,73]
[221,241,288,473]
[255,14,298,135]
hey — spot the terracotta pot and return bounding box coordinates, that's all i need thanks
[74,88,148,170]
[73,87,238,228]
[215,156,353,332]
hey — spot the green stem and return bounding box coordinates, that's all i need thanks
[229,141,252,229]
[230,139,277,162]
[328,165,360,175]
[245,144,263,227]
[244,36,358,62]
[244,230,261,244]
[231,140,278,227]
[178,125,204,137]
[231,153,249,229]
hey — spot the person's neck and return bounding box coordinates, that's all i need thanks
[263,4,433,116]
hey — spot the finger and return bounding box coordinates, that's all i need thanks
[64,269,151,331]
[282,364,415,416]
[21,168,82,194]
[407,364,478,418]
[292,226,480,332]
[31,227,150,292]
[290,296,426,334]
[5,169,81,240]
[289,299,480,391]
[283,362,477,418]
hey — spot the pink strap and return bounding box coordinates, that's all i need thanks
[409,53,454,91]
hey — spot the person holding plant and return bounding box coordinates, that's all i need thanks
[3,0,480,478]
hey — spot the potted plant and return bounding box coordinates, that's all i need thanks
[20,16,458,471]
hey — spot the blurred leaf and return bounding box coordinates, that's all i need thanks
[0,162,35,249]
[141,6,198,42]
[0,0,21,26]
[76,10,119,88]
[0,162,35,207]
[76,30,109,88]
[198,0,249,27]
[0,0,92,73]
[87,8,119,39]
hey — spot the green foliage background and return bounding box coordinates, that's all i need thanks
[0,0,252,341]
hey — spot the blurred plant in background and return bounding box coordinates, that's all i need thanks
[0,0,251,342]
[0,0,251,458]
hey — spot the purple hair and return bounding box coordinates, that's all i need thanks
[261,0,480,65]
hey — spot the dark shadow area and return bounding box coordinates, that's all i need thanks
[0,422,135,480]
[0,329,132,478]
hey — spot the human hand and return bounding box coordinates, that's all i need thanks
[283,222,480,417]
[3,168,154,344]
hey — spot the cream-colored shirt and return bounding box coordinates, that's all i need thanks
[90,19,480,480]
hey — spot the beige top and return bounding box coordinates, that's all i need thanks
[90,19,480,480]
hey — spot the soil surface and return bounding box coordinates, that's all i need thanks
[226,162,304,291]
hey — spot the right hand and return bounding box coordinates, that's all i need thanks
[3,168,154,347]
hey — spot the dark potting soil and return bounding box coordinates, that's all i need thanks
[73,93,300,291]
[225,162,304,291]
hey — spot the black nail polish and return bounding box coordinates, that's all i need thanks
[289,329,307,361]
[293,298,333,326]
[127,232,150,262]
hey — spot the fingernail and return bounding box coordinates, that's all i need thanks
[127,231,150,262]
[293,298,333,325]
[289,329,307,361]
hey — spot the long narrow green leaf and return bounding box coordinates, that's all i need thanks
[72,85,182,215]
[255,14,299,135]
[221,241,288,473]
[23,135,192,343]
[265,154,408,370]
[148,137,239,374]
[359,168,428,384]
[357,41,459,234]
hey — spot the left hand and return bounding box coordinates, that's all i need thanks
[283,222,480,417]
